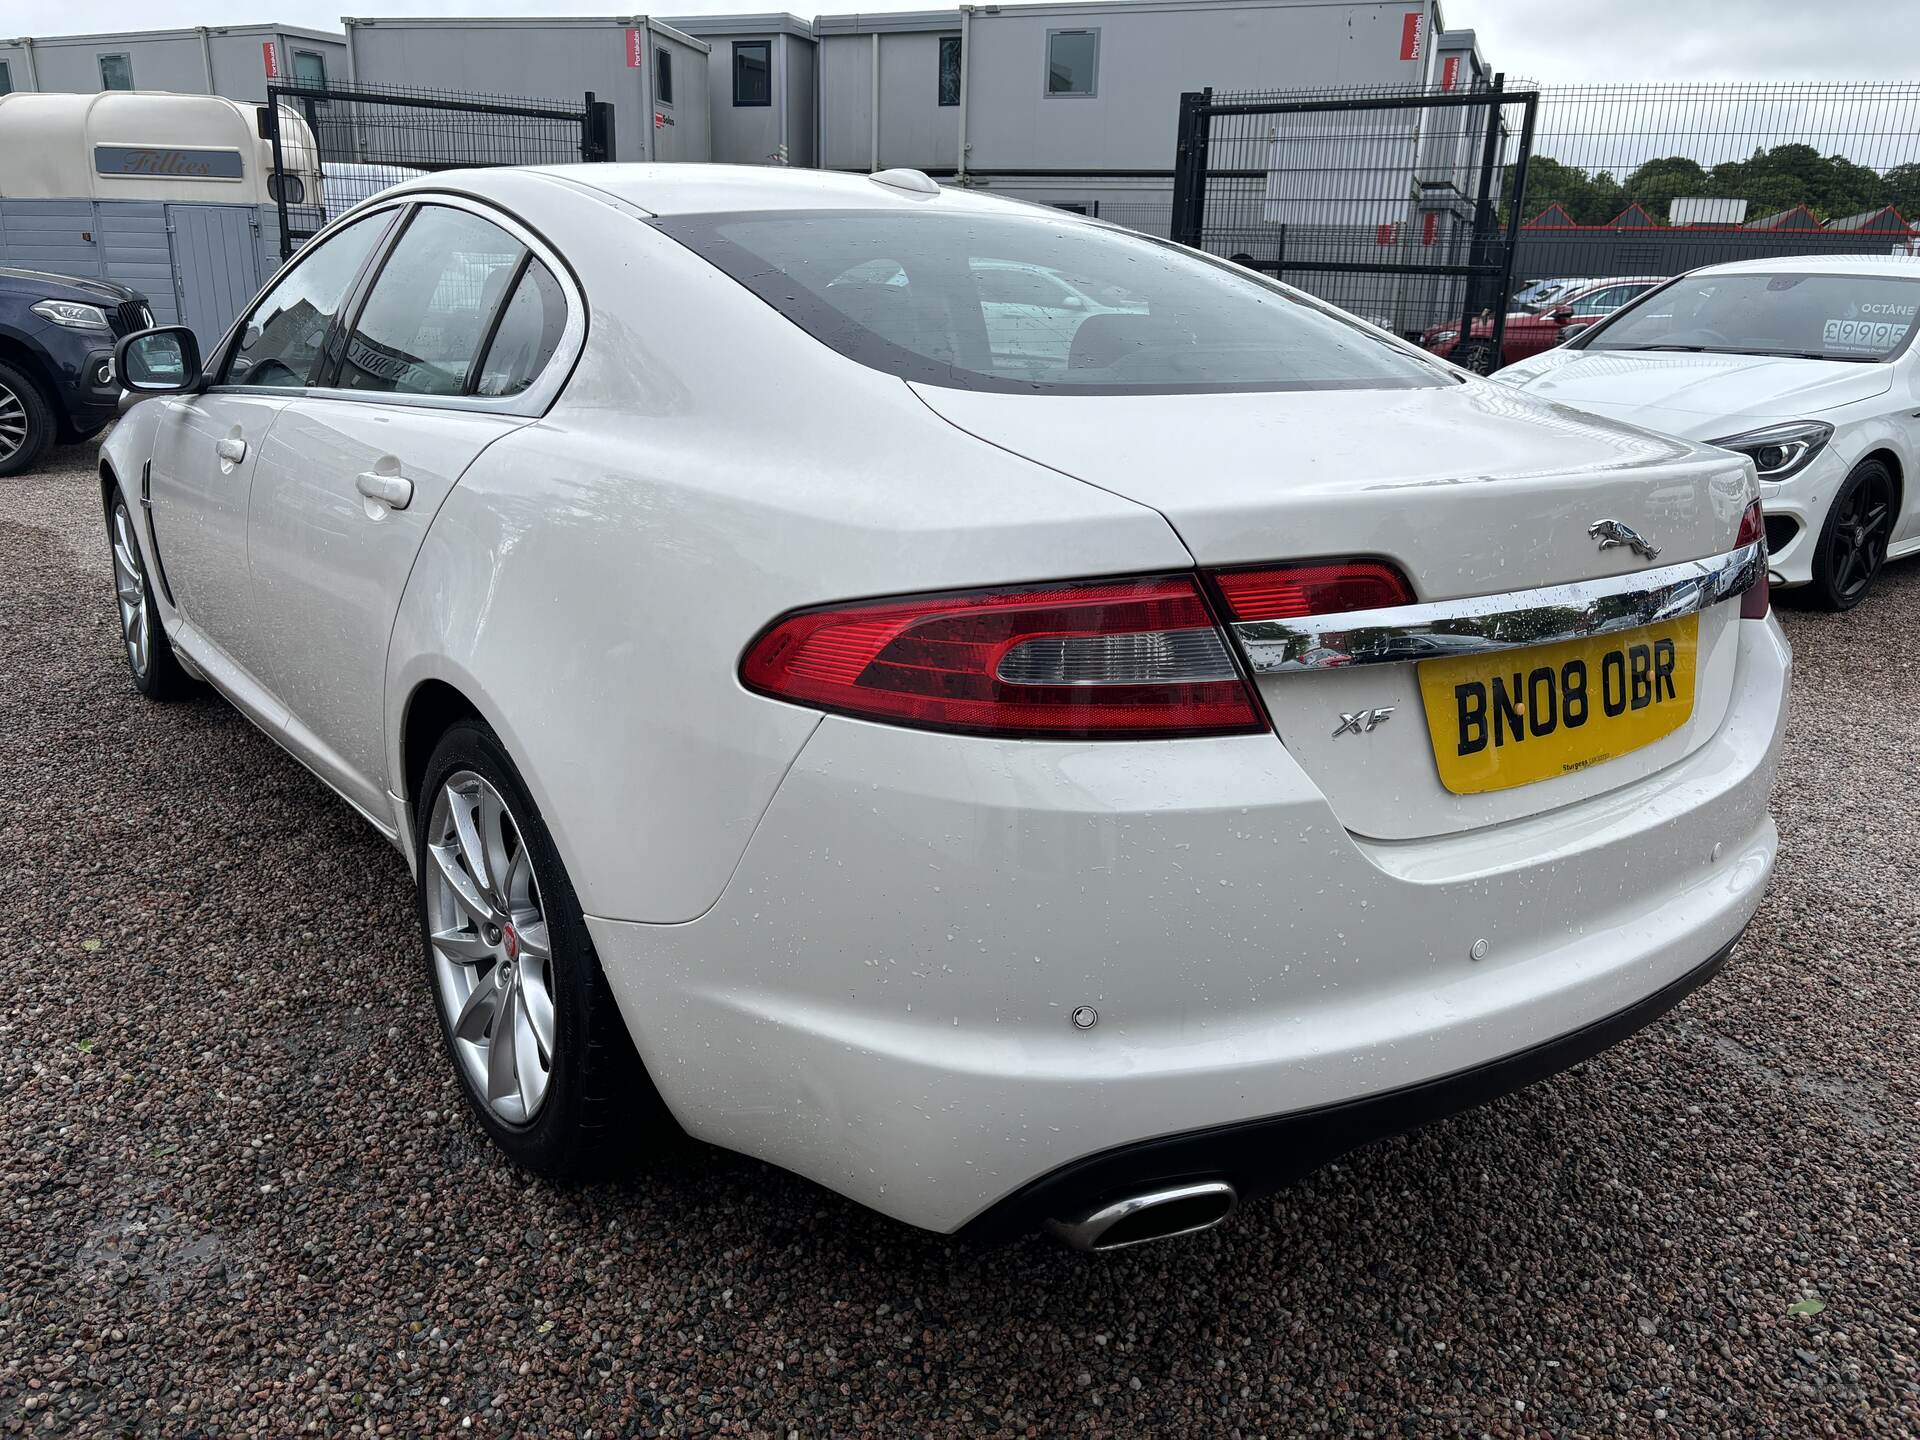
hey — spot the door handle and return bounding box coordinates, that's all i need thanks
[355,471,414,511]
[214,436,247,464]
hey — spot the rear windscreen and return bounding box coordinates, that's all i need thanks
[653,208,1450,395]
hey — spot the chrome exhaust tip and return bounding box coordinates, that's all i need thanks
[1044,1180,1238,1252]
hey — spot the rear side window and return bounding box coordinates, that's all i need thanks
[655,208,1446,395]
[338,205,525,396]
[476,260,567,397]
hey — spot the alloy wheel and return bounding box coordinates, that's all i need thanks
[0,381,26,465]
[111,503,150,679]
[424,772,557,1124]
[1828,468,1893,606]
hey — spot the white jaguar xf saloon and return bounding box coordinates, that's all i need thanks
[101,166,1789,1249]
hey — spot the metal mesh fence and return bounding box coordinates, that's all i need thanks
[1508,82,1920,293]
[1170,83,1534,353]
[1151,79,1920,362]
[266,78,612,257]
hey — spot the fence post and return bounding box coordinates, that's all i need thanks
[262,87,293,261]
[1461,73,1506,361]
[1496,91,1540,353]
[1170,89,1211,248]
[582,92,615,162]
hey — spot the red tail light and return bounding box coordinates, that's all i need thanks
[1210,560,1415,622]
[1737,500,1770,619]
[740,576,1265,739]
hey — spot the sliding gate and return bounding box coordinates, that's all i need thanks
[1170,82,1538,366]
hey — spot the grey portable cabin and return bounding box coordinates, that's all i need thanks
[0,91,322,350]
[0,23,348,105]
[661,13,817,167]
[342,15,712,164]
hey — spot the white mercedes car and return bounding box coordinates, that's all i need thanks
[1496,255,1919,610]
[101,166,1788,1250]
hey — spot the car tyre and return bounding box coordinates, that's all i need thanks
[0,361,56,478]
[415,719,665,1179]
[1450,340,1499,375]
[1809,457,1895,611]
[108,486,196,700]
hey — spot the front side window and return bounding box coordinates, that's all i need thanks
[99,54,133,90]
[1584,272,1920,362]
[222,209,393,387]
[656,209,1447,395]
[1046,30,1097,97]
[336,205,525,396]
[293,50,327,89]
[938,36,962,106]
[656,47,673,106]
[733,41,771,106]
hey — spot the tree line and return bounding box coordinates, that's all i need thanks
[1506,144,1920,226]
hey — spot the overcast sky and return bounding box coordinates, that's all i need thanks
[4,0,1910,85]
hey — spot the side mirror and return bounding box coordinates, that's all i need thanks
[115,326,203,401]
[1061,294,1085,309]
[1550,306,1575,324]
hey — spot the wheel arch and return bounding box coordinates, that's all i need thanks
[98,454,120,525]
[397,676,489,842]
[0,332,57,401]
[1857,445,1904,518]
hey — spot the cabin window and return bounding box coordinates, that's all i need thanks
[293,50,327,89]
[1046,30,1098,97]
[938,36,962,106]
[0,60,14,96]
[656,47,673,105]
[733,41,771,107]
[99,54,134,91]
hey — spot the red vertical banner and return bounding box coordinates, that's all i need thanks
[262,41,279,79]
[626,27,644,67]
[1399,10,1424,61]
[1441,55,1460,90]
[1422,212,1439,246]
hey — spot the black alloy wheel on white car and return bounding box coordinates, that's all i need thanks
[1809,457,1896,611]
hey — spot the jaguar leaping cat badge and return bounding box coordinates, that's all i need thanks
[1588,519,1660,561]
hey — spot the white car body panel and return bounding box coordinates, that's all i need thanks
[590,616,1786,1232]
[98,164,1792,1236]
[914,381,1754,840]
[146,391,292,671]
[251,401,528,818]
[1498,255,1920,587]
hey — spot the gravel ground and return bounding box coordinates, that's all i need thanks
[2,443,1917,1439]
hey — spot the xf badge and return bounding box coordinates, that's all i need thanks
[1588,518,1660,561]
[1332,706,1395,737]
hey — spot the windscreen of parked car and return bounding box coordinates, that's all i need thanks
[1584,271,1920,362]
[654,209,1449,394]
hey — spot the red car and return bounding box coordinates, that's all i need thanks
[1424,277,1666,372]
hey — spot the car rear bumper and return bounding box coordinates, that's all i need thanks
[959,932,1737,1241]
[585,615,1789,1235]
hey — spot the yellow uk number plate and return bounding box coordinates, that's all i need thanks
[1416,616,1699,796]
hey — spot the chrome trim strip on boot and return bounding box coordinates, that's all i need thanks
[1231,541,1764,675]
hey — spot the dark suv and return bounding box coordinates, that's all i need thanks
[0,268,155,476]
